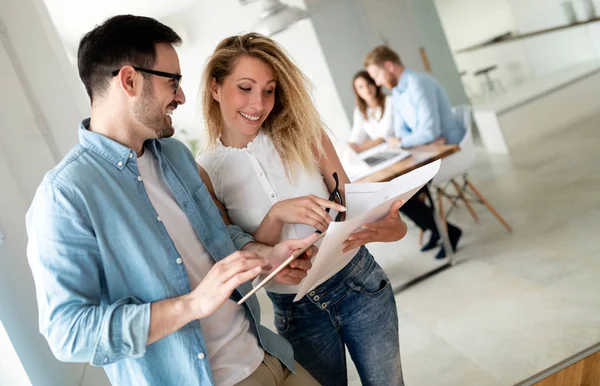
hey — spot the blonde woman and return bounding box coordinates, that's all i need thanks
[196,34,406,386]
[349,70,395,153]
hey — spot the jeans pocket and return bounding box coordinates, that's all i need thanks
[346,264,391,297]
[273,310,290,334]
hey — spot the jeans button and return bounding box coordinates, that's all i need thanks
[309,291,315,296]
[321,302,328,309]
[314,295,320,301]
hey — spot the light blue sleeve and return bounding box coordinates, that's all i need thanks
[400,80,442,148]
[392,92,411,139]
[26,183,150,365]
[227,224,255,250]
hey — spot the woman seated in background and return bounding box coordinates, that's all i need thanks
[348,70,394,153]
[348,72,462,259]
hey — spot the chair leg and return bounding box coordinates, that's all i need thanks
[436,186,449,199]
[464,178,512,232]
[436,187,456,212]
[417,192,426,246]
[436,187,449,235]
[451,179,479,222]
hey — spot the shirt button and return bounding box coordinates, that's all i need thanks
[137,176,143,181]
[197,353,205,360]
[259,172,263,177]
[117,161,123,167]
[103,357,108,363]
[128,152,133,159]
[271,193,275,198]
[248,150,252,155]
[176,258,183,265]
[157,216,162,222]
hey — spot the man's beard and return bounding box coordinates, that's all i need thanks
[386,72,398,89]
[133,82,175,139]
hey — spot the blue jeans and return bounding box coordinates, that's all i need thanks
[267,247,404,386]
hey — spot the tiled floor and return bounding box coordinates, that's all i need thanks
[257,111,600,385]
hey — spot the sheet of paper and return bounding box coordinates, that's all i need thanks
[344,182,382,221]
[293,160,441,301]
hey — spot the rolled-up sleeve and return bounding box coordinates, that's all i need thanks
[227,224,255,250]
[26,183,150,365]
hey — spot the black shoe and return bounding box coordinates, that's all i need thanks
[420,231,440,252]
[435,225,462,259]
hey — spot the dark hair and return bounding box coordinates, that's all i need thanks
[77,15,181,103]
[352,70,386,120]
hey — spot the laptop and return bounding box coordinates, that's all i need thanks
[336,143,410,182]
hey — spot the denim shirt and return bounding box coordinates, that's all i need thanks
[26,119,295,386]
[392,69,465,147]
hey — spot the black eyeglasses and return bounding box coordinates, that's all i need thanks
[316,172,344,234]
[111,67,182,94]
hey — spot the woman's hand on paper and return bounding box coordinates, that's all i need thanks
[269,195,346,233]
[342,200,407,253]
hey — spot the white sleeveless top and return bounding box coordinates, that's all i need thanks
[197,131,348,294]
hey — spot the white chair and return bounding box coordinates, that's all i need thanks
[431,105,512,233]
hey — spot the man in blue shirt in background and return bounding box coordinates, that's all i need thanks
[364,46,462,258]
[365,46,465,148]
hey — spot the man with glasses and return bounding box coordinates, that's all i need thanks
[26,15,320,385]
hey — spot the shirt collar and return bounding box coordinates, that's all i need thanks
[392,69,411,95]
[78,118,161,170]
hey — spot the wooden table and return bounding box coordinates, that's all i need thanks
[356,144,460,292]
[356,145,459,183]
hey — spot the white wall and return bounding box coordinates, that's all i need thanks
[0,293,32,385]
[507,0,600,33]
[406,0,468,105]
[453,22,600,95]
[437,0,600,49]
[435,0,516,51]
[360,0,425,72]
[304,0,382,123]
[0,0,92,384]
[437,0,600,98]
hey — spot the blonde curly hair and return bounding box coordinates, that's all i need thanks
[200,33,325,176]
